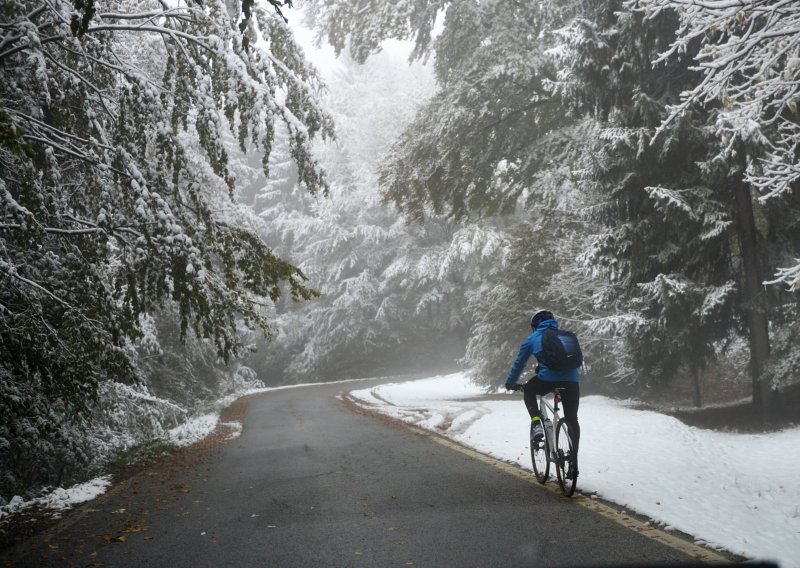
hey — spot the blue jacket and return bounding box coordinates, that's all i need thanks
[506,319,580,385]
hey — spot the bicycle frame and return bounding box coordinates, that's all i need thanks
[537,392,562,458]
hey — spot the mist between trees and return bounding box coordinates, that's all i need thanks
[1,0,799,501]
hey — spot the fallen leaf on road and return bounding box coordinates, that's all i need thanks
[113,535,127,543]
[144,536,154,541]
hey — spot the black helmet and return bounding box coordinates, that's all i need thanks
[530,310,555,329]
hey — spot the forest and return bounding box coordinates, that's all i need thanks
[1,0,799,501]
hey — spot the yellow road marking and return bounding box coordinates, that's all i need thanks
[418,426,733,564]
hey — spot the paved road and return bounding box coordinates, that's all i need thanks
[5,379,708,567]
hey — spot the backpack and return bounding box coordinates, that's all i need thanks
[540,328,583,372]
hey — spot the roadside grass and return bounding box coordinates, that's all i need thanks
[105,439,178,475]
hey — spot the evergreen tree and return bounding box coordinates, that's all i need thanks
[378,0,572,221]
[244,46,507,383]
[0,0,331,497]
[553,5,738,399]
[462,118,612,387]
[628,0,800,413]
[307,0,608,388]
[305,0,443,64]
[552,2,800,412]
[306,0,800,413]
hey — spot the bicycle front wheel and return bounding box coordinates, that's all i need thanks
[530,421,549,483]
[555,419,577,497]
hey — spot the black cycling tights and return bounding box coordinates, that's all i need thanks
[523,377,580,470]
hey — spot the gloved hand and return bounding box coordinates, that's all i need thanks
[505,381,521,391]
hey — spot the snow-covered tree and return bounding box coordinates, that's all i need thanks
[628,0,800,289]
[550,1,800,413]
[378,0,573,221]
[549,5,744,400]
[461,116,612,387]
[304,0,443,64]
[305,0,800,415]
[306,0,605,388]
[243,45,509,383]
[1,0,332,497]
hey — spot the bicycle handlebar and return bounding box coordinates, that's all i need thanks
[506,382,567,397]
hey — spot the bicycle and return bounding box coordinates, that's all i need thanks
[516,386,578,497]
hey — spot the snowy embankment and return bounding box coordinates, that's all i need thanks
[349,373,800,568]
[0,412,224,523]
[0,389,258,523]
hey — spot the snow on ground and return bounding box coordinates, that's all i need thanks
[349,372,800,568]
[168,413,219,447]
[0,476,112,521]
[0,416,220,523]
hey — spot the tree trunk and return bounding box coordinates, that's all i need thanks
[692,368,702,408]
[732,178,771,421]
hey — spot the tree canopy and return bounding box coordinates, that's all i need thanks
[0,0,331,496]
[630,0,800,290]
[307,0,800,416]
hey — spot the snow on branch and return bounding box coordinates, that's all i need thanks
[0,0,334,427]
[644,186,700,219]
[0,258,73,308]
[628,0,800,201]
[765,260,800,290]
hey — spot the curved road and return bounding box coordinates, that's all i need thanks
[6,379,718,566]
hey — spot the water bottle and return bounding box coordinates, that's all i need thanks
[544,418,554,441]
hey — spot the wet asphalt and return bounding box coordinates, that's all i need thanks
[4,379,703,567]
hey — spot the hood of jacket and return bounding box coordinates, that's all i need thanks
[536,318,559,332]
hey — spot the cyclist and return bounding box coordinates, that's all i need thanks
[505,309,581,479]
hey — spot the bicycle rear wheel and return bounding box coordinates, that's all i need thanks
[530,421,549,483]
[555,419,577,497]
